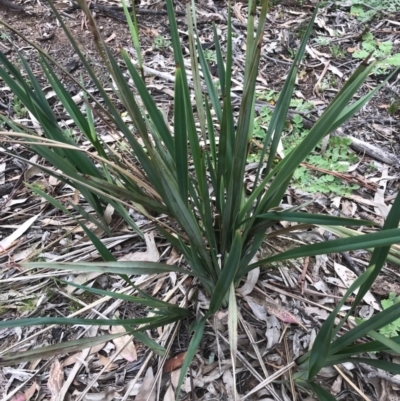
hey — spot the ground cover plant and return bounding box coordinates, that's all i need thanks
[1,0,400,399]
[350,0,400,22]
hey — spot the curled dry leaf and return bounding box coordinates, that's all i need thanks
[48,359,64,401]
[237,266,260,296]
[110,326,137,362]
[163,352,187,374]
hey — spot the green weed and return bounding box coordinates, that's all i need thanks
[352,31,400,73]
[13,96,27,118]
[152,35,171,50]
[350,0,400,22]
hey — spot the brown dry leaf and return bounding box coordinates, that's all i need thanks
[166,248,180,265]
[152,275,167,296]
[135,367,156,401]
[10,382,39,401]
[62,352,83,367]
[10,393,26,401]
[48,360,64,401]
[163,352,186,374]
[118,231,159,262]
[264,299,305,327]
[110,326,137,362]
[246,295,302,326]
[63,340,107,367]
[0,215,39,253]
[371,276,400,297]
[334,263,381,310]
[96,354,117,372]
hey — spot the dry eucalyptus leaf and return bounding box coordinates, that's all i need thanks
[152,275,167,296]
[48,360,64,401]
[237,266,259,296]
[331,375,342,395]
[265,315,281,350]
[66,272,102,294]
[374,172,389,218]
[163,352,186,374]
[62,352,83,367]
[264,299,304,326]
[21,382,39,401]
[24,155,41,181]
[163,386,175,401]
[93,354,117,371]
[166,248,180,265]
[171,369,181,388]
[122,379,142,396]
[110,326,137,362]
[334,263,381,311]
[222,369,236,401]
[135,368,156,401]
[76,390,117,401]
[10,393,26,401]
[0,215,39,253]
[118,231,159,262]
[103,204,114,225]
[244,296,267,321]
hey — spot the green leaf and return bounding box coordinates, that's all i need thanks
[0,333,129,366]
[245,228,400,275]
[174,64,189,203]
[176,317,206,398]
[209,230,242,314]
[20,261,200,277]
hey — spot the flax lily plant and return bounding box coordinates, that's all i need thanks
[0,0,400,398]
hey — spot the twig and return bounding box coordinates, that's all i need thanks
[333,365,372,401]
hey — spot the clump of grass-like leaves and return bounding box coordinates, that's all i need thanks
[0,0,400,398]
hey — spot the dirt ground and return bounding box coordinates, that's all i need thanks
[1,0,400,400]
